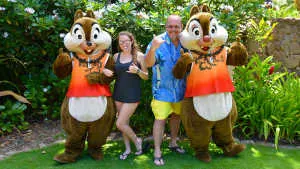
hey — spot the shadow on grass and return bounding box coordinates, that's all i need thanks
[0,140,299,169]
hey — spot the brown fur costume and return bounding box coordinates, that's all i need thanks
[173,5,248,162]
[53,10,116,163]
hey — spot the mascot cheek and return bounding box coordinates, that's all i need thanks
[95,31,112,50]
[211,26,228,48]
[64,33,82,52]
[180,31,201,50]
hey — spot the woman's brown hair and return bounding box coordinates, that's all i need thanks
[117,31,140,65]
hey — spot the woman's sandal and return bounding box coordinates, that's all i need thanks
[168,146,185,154]
[119,152,131,160]
[135,138,143,155]
[135,149,142,155]
[153,156,164,166]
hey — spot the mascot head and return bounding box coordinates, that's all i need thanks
[180,5,228,53]
[64,9,112,55]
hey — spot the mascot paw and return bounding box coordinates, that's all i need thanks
[57,48,72,65]
[227,41,248,66]
[53,153,77,164]
[195,152,211,163]
[53,48,73,78]
[223,143,246,157]
[180,49,194,65]
[86,72,101,84]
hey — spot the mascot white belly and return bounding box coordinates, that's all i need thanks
[69,96,107,122]
[193,92,232,121]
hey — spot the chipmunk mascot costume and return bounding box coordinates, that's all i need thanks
[173,5,248,162]
[53,9,116,163]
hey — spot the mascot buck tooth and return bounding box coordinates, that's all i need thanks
[53,10,116,163]
[173,5,248,162]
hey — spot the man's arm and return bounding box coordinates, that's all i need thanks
[144,36,165,68]
[144,47,156,68]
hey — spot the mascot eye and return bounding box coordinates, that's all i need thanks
[91,24,101,41]
[211,25,217,34]
[72,24,85,41]
[192,27,201,37]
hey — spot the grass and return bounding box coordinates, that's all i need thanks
[0,140,299,169]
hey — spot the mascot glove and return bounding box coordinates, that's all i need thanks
[86,72,102,84]
[180,49,194,65]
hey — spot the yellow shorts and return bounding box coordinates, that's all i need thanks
[151,99,182,120]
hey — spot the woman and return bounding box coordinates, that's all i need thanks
[113,31,148,160]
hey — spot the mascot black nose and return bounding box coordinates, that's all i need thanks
[87,41,92,46]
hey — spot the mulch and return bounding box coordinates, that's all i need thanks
[0,120,124,161]
[0,120,63,160]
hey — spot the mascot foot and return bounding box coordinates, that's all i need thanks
[195,152,211,163]
[53,153,77,164]
[89,151,104,160]
[223,144,246,157]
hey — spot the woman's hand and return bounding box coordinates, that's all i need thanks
[127,63,140,74]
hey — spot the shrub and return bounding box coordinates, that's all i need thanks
[0,100,29,135]
[233,55,300,144]
[0,0,85,120]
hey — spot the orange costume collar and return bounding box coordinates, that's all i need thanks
[66,52,112,97]
[185,47,234,97]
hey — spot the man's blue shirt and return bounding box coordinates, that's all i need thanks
[145,32,186,102]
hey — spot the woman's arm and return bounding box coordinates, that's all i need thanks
[136,52,149,80]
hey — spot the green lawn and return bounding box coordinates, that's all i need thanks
[0,140,299,169]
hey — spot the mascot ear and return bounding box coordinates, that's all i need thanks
[190,5,200,17]
[74,9,84,21]
[199,4,211,13]
[86,10,96,18]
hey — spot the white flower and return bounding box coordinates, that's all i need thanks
[52,10,58,15]
[51,14,59,20]
[119,0,129,3]
[220,4,233,13]
[8,0,17,2]
[177,6,183,11]
[51,10,59,20]
[3,32,9,38]
[24,7,35,14]
[0,7,6,11]
[188,0,198,6]
[107,4,118,11]
[59,33,66,38]
[43,88,48,92]
[94,9,105,19]
[136,11,149,19]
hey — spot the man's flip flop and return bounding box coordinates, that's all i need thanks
[119,152,131,160]
[168,146,185,154]
[154,156,164,166]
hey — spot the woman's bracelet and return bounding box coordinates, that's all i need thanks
[136,68,140,74]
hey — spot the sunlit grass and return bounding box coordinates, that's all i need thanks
[0,140,299,169]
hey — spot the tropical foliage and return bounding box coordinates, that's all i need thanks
[233,56,300,145]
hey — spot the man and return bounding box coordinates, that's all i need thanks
[145,14,186,166]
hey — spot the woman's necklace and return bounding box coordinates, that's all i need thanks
[120,52,132,63]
